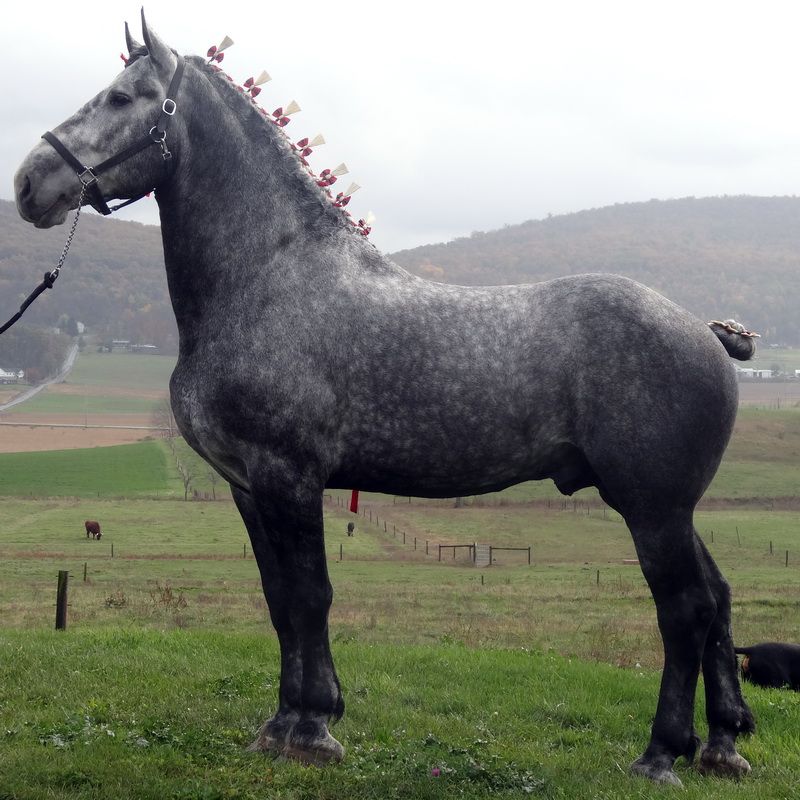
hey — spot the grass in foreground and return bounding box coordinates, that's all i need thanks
[1,628,799,800]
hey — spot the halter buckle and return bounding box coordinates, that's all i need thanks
[149,126,172,160]
[77,167,98,188]
[162,98,177,115]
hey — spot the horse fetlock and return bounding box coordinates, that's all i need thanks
[247,710,298,753]
[698,743,751,779]
[284,717,344,765]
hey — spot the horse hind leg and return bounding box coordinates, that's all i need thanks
[626,509,717,787]
[695,535,754,777]
[232,483,344,765]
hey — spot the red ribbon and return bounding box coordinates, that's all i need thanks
[349,490,359,514]
[207,45,225,63]
[272,107,292,127]
[316,169,338,187]
[243,77,262,98]
[333,192,351,208]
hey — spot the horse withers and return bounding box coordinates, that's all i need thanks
[12,12,759,785]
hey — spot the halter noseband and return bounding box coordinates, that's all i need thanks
[42,56,186,216]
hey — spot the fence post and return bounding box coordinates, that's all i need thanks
[83,562,87,582]
[56,570,69,630]
[596,569,600,586]
[787,550,789,567]
[243,543,247,558]
[340,543,343,561]
[402,531,406,544]
[528,546,531,565]
[770,540,773,555]
[414,537,417,550]
[426,540,429,555]
[111,542,114,558]
[384,521,387,532]
[438,544,442,562]
[489,546,493,565]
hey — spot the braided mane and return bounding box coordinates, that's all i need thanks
[126,46,372,238]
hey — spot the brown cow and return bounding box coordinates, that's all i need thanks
[85,520,101,539]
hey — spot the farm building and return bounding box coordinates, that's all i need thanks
[0,367,23,384]
[736,367,774,379]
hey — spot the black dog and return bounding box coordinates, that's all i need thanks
[735,643,800,690]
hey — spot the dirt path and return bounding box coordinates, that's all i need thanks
[0,344,78,412]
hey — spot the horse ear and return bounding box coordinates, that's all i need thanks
[140,9,175,73]
[125,21,143,55]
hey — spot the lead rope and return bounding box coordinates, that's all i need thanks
[0,187,86,335]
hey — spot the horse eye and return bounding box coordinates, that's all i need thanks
[109,92,132,108]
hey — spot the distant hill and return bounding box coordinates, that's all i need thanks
[2,195,799,344]
[392,196,800,343]
[0,200,176,351]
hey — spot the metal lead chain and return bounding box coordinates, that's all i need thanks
[51,186,86,282]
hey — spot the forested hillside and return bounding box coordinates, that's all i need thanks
[2,195,800,344]
[392,196,800,343]
[0,200,176,352]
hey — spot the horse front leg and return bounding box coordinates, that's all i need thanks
[695,535,754,777]
[232,483,344,764]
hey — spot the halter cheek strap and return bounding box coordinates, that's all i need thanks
[42,56,185,216]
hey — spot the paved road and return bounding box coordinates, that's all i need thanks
[0,344,79,412]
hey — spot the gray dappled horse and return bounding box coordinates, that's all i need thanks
[14,14,758,786]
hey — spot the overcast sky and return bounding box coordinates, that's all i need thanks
[4,1,800,253]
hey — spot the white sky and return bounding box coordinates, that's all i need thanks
[4,0,800,253]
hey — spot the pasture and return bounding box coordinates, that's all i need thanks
[3,353,800,797]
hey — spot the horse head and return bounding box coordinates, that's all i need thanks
[14,11,181,228]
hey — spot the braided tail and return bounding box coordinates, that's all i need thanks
[708,319,758,361]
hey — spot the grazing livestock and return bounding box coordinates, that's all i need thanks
[736,643,800,691]
[13,13,759,785]
[84,520,101,539]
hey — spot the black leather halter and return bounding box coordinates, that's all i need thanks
[42,56,185,215]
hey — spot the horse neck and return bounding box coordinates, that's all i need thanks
[156,63,338,334]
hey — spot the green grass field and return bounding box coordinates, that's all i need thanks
[1,493,800,798]
[0,442,170,497]
[3,393,160,416]
[65,352,176,391]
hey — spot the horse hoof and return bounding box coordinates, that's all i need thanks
[247,712,298,754]
[698,745,751,778]
[281,733,344,765]
[630,756,683,787]
[247,731,282,754]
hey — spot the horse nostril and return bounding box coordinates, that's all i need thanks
[19,175,32,201]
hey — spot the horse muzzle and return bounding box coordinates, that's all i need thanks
[14,146,80,229]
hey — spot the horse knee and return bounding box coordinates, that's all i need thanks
[657,588,717,642]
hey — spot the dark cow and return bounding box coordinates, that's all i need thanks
[85,520,101,539]
[736,643,800,691]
